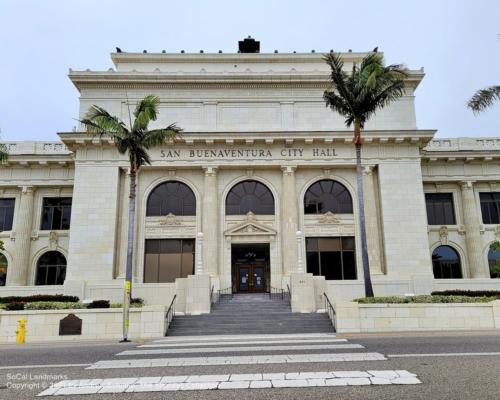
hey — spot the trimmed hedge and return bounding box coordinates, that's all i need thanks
[355,295,496,304]
[25,301,84,310]
[5,302,25,311]
[431,290,500,298]
[0,294,79,304]
[86,300,110,309]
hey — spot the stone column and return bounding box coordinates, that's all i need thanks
[202,166,218,276]
[363,166,383,274]
[460,181,489,278]
[281,166,298,275]
[7,186,34,286]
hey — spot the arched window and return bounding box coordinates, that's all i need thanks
[0,253,7,286]
[147,181,196,216]
[35,251,67,285]
[432,245,462,279]
[488,247,500,278]
[304,179,353,214]
[226,180,275,215]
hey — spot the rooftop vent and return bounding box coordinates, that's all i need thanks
[238,36,260,53]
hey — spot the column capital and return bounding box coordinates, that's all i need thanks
[363,165,376,175]
[18,185,34,195]
[203,166,218,177]
[460,180,475,190]
[281,165,296,176]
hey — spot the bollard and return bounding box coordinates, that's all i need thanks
[15,318,26,344]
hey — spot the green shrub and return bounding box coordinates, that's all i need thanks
[354,295,496,304]
[0,294,79,304]
[86,300,110,309]
[6,302,25,310]
[131,297,145,305]
[431,290,500,298]
[0,303,6,310]
[24,301,84,310]
[110,302,144,308]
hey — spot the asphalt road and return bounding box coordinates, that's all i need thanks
[0,331,499,400]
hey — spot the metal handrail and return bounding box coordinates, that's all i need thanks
[217,287,233,303]
[165,294,177,335]
[287,284,291,305]
[323,292,336,332]
[210,285,215,304]
[269,286,285,300]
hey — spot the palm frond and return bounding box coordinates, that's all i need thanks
[133,95,160,131]
[142,124,183,148]
[80,105,128,138]
[468,86,500,114]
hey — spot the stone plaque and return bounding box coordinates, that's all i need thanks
[59,314,82,336]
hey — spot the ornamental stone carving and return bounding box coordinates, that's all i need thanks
[159,213,181,226]
[318,211,340,224]
[49,231,59,250]
[438,226,448,245]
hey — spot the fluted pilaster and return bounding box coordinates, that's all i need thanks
[7,186,34,285]
[460,181,488,278]
[281,166,298,274]
[202,166,218,276]
[363,166,383,274]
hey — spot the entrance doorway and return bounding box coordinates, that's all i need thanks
[231,243,270,293]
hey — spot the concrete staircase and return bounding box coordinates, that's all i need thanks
[167,293,334,336]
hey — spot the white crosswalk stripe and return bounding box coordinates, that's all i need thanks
[37,333,422,396]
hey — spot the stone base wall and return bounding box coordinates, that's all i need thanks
[0,305,166,343]
[334,300,500,333]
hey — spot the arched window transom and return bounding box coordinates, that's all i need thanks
[0,253,7,286]
[147,181,196,216]
[226,180,275,215]
[488,247,500,279]
[304,180,353,214]
[432,245,462,279]
[36,251,67,285]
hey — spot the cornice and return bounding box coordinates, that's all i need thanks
[57,129,436,151]
[68,71,424,92]
[109,52,377,65]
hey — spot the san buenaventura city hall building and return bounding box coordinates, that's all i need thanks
[1,39,499,313]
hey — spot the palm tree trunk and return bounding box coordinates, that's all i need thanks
[122,165,136,341]
[354,122,374,297]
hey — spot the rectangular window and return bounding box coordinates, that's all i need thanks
[305,236,356,280]
[41,197,72,230]
[144,239,195,283]
[480,192,500,224]
[0,199,15,231]
[425,193,456,225]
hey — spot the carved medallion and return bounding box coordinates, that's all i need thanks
[439,226,448,244]
[319,211,340,224]
[159,213,181,226]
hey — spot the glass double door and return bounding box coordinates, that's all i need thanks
[236,262,266,293]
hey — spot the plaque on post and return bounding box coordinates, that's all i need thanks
[59,314,82,335]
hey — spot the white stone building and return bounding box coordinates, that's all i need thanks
[1,42,499,312]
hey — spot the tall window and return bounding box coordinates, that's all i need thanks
[488,247,500,279]
[0,199,15,231]
[226,180,275,215]
[432,245,462,279]
[304,180,353,214]
[480,192,500,224]
[0,253,7,286]
[144,239,195,283]
[41,198,72,230]
[35,251,67,285]
[306,237,356,280]
[147,181,196,216]
[425,193,456,225]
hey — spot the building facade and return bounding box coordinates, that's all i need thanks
[0,48,499,312]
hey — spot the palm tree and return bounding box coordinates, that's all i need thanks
[80,95,182,341]
[323,49,407,297]
[468,86,500,114]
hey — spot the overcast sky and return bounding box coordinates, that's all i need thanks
[0,0,499,141]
